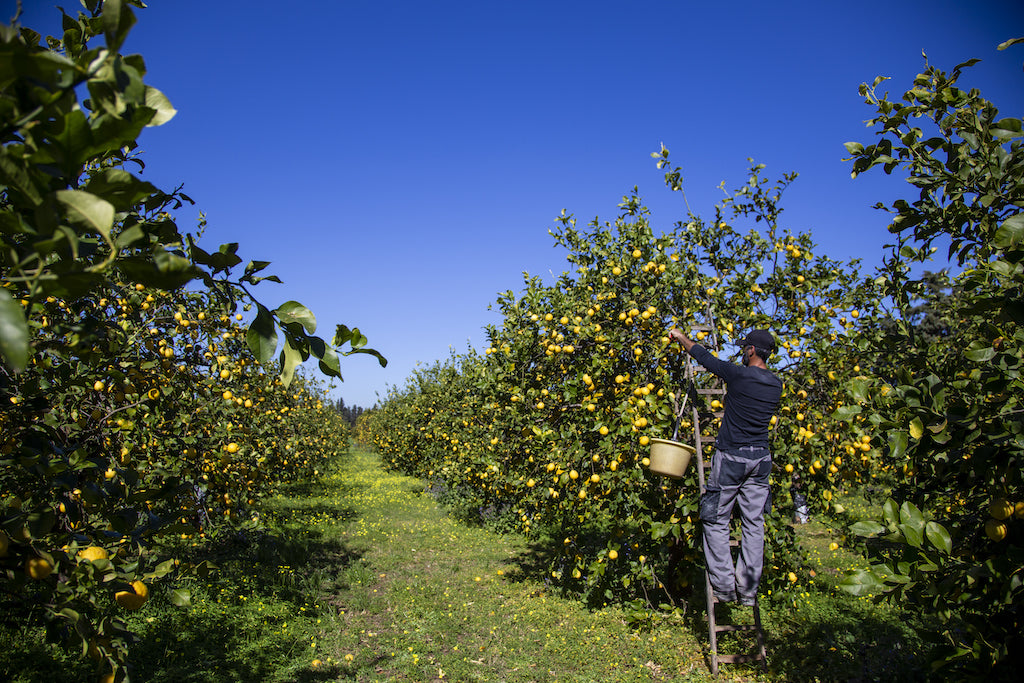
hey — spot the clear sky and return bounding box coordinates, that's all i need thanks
[15,0,1024,408]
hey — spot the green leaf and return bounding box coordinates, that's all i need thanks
[150,559,176,578]
[317,345,341,377]
[333,324,363,348]
[832,404,862,421]
[279,337,302,388]
[883,498,900,525]
[113,224,145,249]
[56,190,114,239]
[843,141,865,155]
[925,521,952,554]
[997,37,1024,51]
[169,588,191,607]
[0,289,29,372]
[849,377,870,404]
[143,86,177,126]
[117,249,198,289]
[839,569,887,597]
[898,521,924,548]
[889,430,909,460]
[101,0,136,52]
[83,169,158,212]
[898,501,926,547]
[245,305,277,365]
[909,417,924,440]
[350,346,388,368]
[964,341,996,362]
[275,301,316,334]
[993,213,1024,249]
[850,520,886,537]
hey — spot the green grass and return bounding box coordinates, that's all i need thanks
[2,450,929,682]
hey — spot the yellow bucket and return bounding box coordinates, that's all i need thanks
[648,438,695,479]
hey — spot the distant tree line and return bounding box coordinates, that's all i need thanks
[331,398,372,427]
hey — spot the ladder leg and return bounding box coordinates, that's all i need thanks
[753,598,768,671]
[704,569,719,675]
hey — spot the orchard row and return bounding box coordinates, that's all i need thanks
[1,7,375,682]
[358,161,892,606]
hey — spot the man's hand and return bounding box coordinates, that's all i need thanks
[670,328,696,353]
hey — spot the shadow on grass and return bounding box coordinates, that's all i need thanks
[125,530,366,683]
[763,602,928,682]
[117,479,367,683]
[496,530,928,681]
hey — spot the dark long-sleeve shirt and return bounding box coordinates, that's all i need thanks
[687,343,783,453]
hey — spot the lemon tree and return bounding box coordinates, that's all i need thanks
[0,4,382,680]
[362,154,880,609]
[839,49,1024,677]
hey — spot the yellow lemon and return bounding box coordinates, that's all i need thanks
[989,498,1014,521]
[78,546,109,563]
[25,557,54,580]
[985,519,1008,542]
[115,580,148,610]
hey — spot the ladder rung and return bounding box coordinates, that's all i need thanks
[715,624,760,633]
[716,653,766,664]
[695,388,726,395]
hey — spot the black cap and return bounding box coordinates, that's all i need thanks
[736,329,777,354]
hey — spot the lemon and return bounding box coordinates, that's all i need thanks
[985,519,1008,542]
[115,580,148,610]
[25,557,54,580]
[988,497,1013,521]
[78,546,109,563]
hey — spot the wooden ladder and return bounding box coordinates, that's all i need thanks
[685,325,768,676]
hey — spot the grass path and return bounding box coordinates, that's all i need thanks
[2,446,925,682]
[293,446,764,682]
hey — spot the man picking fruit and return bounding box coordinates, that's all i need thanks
[669,327,783,606]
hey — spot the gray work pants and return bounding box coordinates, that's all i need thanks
[700,448,772,604]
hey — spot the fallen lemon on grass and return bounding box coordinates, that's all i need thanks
[115,580,149,611]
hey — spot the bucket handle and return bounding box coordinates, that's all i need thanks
[670,374,694,442]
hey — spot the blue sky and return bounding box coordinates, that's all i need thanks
[16,0,1024,408]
